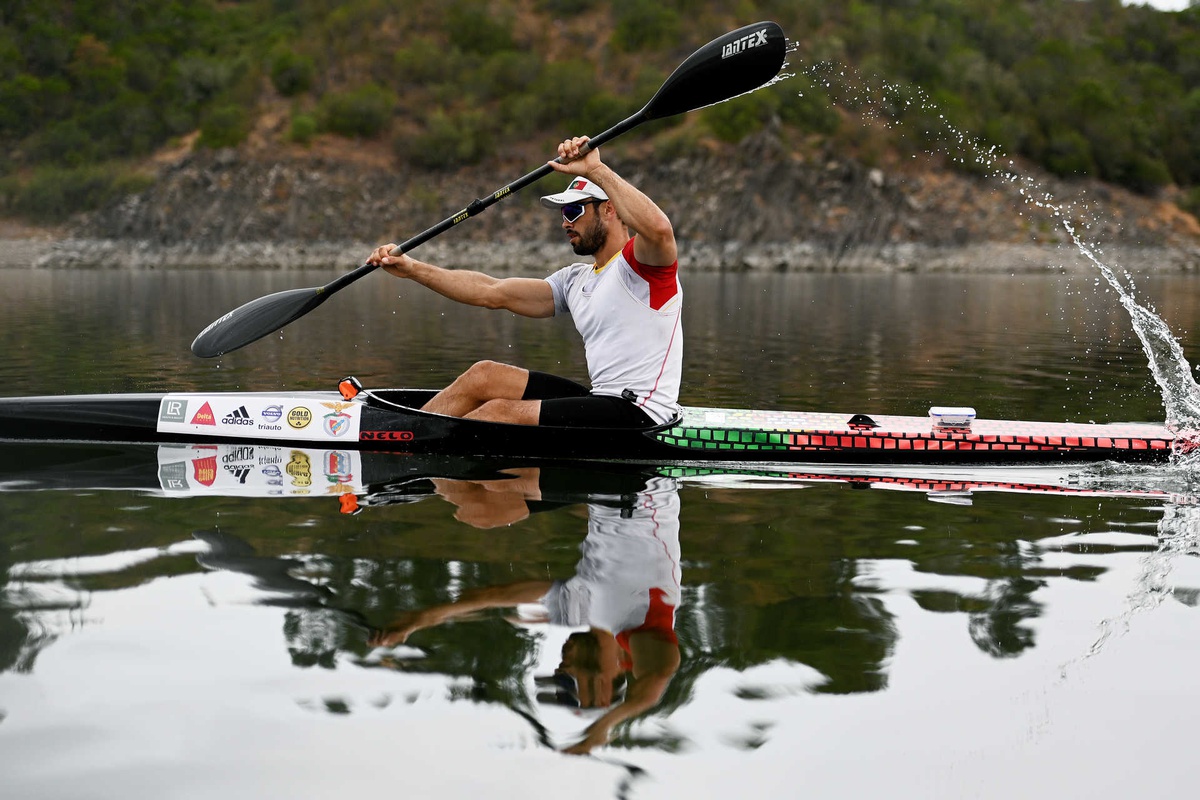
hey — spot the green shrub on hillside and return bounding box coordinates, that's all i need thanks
[462,50,543,104]
[1163,88,1200,185]
[174,54,238,108]
[532,0,573,16]
[0,164,153,221]
[288,112,318,145]
[703,92,778,143]
[270,47,315,97]
[198,104,252,149]
[610,0,682,53]
[654,126,707,161]
[319,83,396,138]
[393,37,451,86]
[29,119,94,166]
[777,78,841,135]
[1115,152,1172,195]
[444,0,516,55]
[80,91,165,158]
[67,34,126,105]
[1179,186,1200,218]
[981,114,1034,159]
[1043,128,1094,177]
[396,109,492,168]
[0,74,71,139]
[535,58,594,108]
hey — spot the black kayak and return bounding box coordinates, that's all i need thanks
[0,378,1177,465]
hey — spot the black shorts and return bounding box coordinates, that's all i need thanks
[522,371,656,428]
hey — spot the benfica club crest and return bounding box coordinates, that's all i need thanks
[321,401,353,437]
[324,450,354,485]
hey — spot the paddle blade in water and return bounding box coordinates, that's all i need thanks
[191,286,331,358]
[641,21,787,121]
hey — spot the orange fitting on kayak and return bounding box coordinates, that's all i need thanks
[339,377,361,400]
[339,494,361,515]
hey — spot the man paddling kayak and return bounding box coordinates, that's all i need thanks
[367,136,681,427]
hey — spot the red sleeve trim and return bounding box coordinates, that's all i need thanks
[622,238,678,311]
[615,587,679,656]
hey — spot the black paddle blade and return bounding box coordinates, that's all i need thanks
[190,286,331,358]
[642,21,787,121]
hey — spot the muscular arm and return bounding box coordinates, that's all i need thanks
[369,580,553,648]
[550,138,677,268]
[562,632,681,755]
[368,247,555,318]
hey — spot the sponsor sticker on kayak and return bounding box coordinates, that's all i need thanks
[157,394,361,442]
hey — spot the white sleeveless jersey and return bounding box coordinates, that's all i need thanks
[540,475,682,639]
[544,238,682,424]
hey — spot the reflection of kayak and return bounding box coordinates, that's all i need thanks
[0,442,664,511]
[0,379,1177,464]
[0,442,1183,510]
[0,442,497,512]
[664,464,1194,505]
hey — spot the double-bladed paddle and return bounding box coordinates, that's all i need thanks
[191,21,787,358]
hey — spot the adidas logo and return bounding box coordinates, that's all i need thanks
[222,406,255,426]
[224,466,252,484]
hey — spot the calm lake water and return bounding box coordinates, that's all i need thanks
[2,265,1200,799]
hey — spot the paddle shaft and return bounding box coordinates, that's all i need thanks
[328,114,645,294]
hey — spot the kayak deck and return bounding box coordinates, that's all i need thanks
[660,407,1174,459]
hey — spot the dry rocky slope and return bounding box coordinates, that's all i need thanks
[9,128,1200,274]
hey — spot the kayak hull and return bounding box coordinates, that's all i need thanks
[0,387,1176,465]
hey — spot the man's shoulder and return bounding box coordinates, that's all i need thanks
[544,261,593,314]
[618,237,677,276]
[546,261,592,284]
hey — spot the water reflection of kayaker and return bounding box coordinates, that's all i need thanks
[371,471,681,755]
[366,135,682,428]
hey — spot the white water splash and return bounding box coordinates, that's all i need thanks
[1060,220,1200,433]
[1085,502,1200,656]
[695,38,801,113]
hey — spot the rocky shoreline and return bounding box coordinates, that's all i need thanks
[4,142,1200,274]
[6,236,1197,275]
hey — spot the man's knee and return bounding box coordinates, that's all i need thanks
[465,360,502,374]
[459,361,528,398]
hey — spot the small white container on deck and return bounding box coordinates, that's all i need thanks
[929,406,976,428]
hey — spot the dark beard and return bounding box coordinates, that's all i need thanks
[570,216,606,256]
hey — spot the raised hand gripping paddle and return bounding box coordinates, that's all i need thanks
[191,21,786,357]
